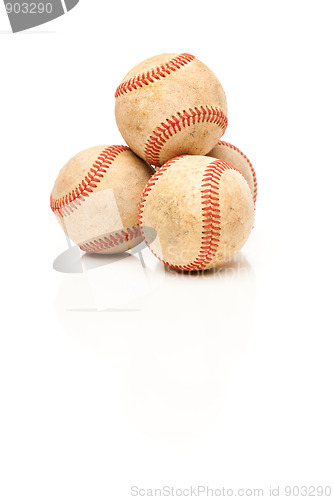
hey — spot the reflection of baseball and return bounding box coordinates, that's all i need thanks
[207,140,257,203]
[115,53,228,167]
[50,145,154,254]
[138,155,254,271]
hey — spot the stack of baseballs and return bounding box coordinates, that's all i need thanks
[50,53,257,271]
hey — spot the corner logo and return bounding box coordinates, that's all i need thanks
[4,0,79,33]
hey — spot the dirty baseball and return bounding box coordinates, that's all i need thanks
[50,145,154,254]
[115,53,228,167]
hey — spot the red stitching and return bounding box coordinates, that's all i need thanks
[144,107,228,166]
[50,145,129,217]
[138,155,185,220]
[79,225,141,253]
[115,53,195,98]
[138,157,236,271]
[218,141,258,204]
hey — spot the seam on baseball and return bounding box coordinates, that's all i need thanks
[218,140,258,204]
[115,53,195,98]
[79,225,141,253]
[144,106,228,166]
[138,155,187,264]
[184,159,226,271]
[50,145,129,217]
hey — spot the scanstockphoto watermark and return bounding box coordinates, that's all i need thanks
[130,485,333,497]
[130,486,265,497]
[3,0,80,33]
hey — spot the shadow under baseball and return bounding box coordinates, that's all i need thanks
[53,228,157,274]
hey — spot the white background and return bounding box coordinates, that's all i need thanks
[1,1,333,499]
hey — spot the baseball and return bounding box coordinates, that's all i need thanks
[207,140,258,203]
[50,145,154,254]
[115,53,228,167]
[138,155,254,271]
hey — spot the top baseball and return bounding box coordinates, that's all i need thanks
[115,53,228,167]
